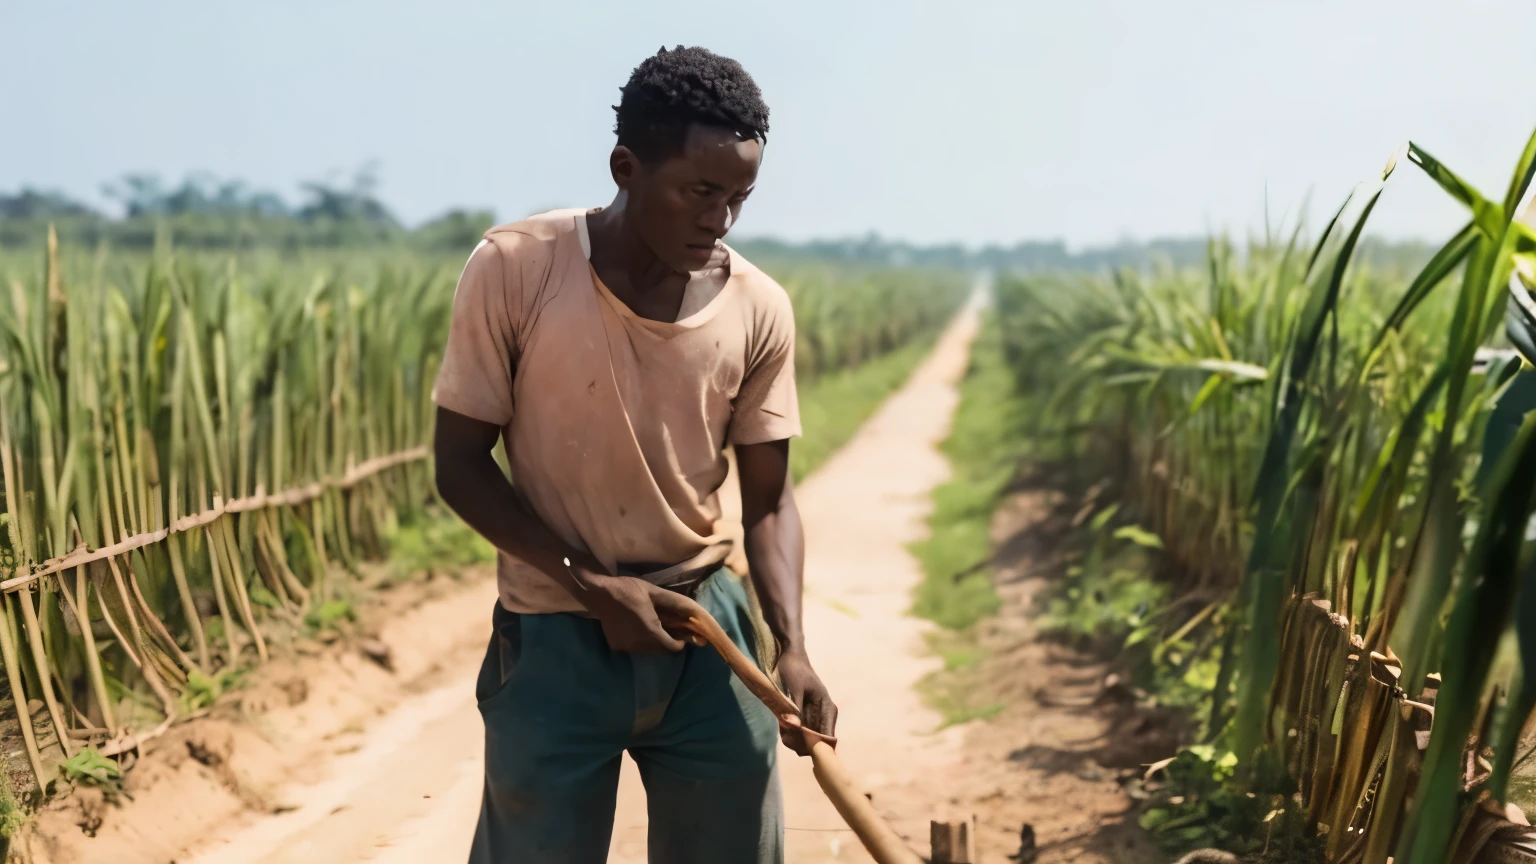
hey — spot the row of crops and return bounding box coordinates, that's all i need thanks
[0,232,965,817]
[998,131,1536,861]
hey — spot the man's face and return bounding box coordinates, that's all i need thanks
[620,124,763,272]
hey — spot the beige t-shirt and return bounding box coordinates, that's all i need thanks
[432,209,801,614]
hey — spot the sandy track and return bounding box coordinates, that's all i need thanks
[109,299,981,864]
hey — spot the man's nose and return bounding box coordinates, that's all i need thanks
[700,200,733,238]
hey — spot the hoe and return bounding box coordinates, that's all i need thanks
[664,596,925,864]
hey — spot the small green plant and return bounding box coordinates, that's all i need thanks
[1039,558,1169,649]
[179,667,246,713]
[60,749,123,794]
[1140,746,1272,855]
[385,512,495,581]
[305,599,355,633]
[249,585,282,610]
[0,770,25,841]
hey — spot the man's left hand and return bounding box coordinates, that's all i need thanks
[775,648,837,755]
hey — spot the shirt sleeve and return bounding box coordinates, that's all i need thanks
[432,239,518,426]
[730,282,802,445]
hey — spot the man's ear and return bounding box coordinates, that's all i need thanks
[610,145,641,190]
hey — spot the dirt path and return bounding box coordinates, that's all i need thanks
[877,488,1172,863]
[34,293,1169,864]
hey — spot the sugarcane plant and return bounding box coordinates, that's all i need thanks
[996,126,1536,861]
[0,235,457,799]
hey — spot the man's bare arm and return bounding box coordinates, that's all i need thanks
[736,439,837,751]
[433,406,687,652]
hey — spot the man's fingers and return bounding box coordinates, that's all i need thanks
[779,727,811,756]
[645,617,686,652]
[805,692,838,735]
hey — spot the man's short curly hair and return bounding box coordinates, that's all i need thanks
[614,46,769,163]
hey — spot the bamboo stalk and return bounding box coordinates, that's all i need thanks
[166,532,209,670]
[215,514,267,662]
[112,396,141,538]
[202,525,240,664]
[67,564,116,731]
[124,555,196,673]
[31,392,63,559]
[0,596,46,790]
[104,556,176,716]
[257,509,308,608]
[15,586,72,757]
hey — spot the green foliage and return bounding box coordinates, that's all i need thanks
[305,599,355,633]
[0,770,24,839]
[249,585,282,610]
[1113,525,1164,549]
[784,267,967,383]
[1001,125,1536,861]
[59,749,122,792]
[1041,559,1168,647]
[178,667,246,713]
[386,510,495,581]
[1139,746,1289,856]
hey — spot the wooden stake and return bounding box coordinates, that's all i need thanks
[930,818,976,864]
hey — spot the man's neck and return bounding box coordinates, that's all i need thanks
[586,198,677,296]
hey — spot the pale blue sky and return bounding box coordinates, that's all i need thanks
[3,0,1534,247]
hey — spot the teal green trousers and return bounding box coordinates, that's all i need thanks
[467,569,784,863]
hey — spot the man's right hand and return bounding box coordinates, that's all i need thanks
[581,571,695,654]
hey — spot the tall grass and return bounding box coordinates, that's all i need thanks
[999,129,1536,861]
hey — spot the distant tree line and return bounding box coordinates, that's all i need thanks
[2,171,1436,272]
[0,168,493,252]
[731,232,1436,275]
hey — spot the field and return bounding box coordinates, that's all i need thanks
[4,127,1536,864]
[0,234,965,851]
[989,135,1536,861]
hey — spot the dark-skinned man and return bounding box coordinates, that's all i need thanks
[432,46,837,864]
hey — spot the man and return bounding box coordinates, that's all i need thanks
[432,46,837,863]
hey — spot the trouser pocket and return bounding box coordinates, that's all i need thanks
[475,602,523,707]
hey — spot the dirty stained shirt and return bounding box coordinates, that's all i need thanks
[432,209,801,614]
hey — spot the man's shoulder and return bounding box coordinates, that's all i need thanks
[477,208,587,259]
[725,246,792,310]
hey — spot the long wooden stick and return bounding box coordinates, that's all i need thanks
[667,600,923,864]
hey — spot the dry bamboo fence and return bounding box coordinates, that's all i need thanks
[0,446,432,778]
[1273,594,1536,863]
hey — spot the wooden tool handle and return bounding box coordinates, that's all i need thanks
[667,600,923,864]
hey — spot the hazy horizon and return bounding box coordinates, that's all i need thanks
[5,1,1534,249]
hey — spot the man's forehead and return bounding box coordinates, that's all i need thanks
[681,124,763,158]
